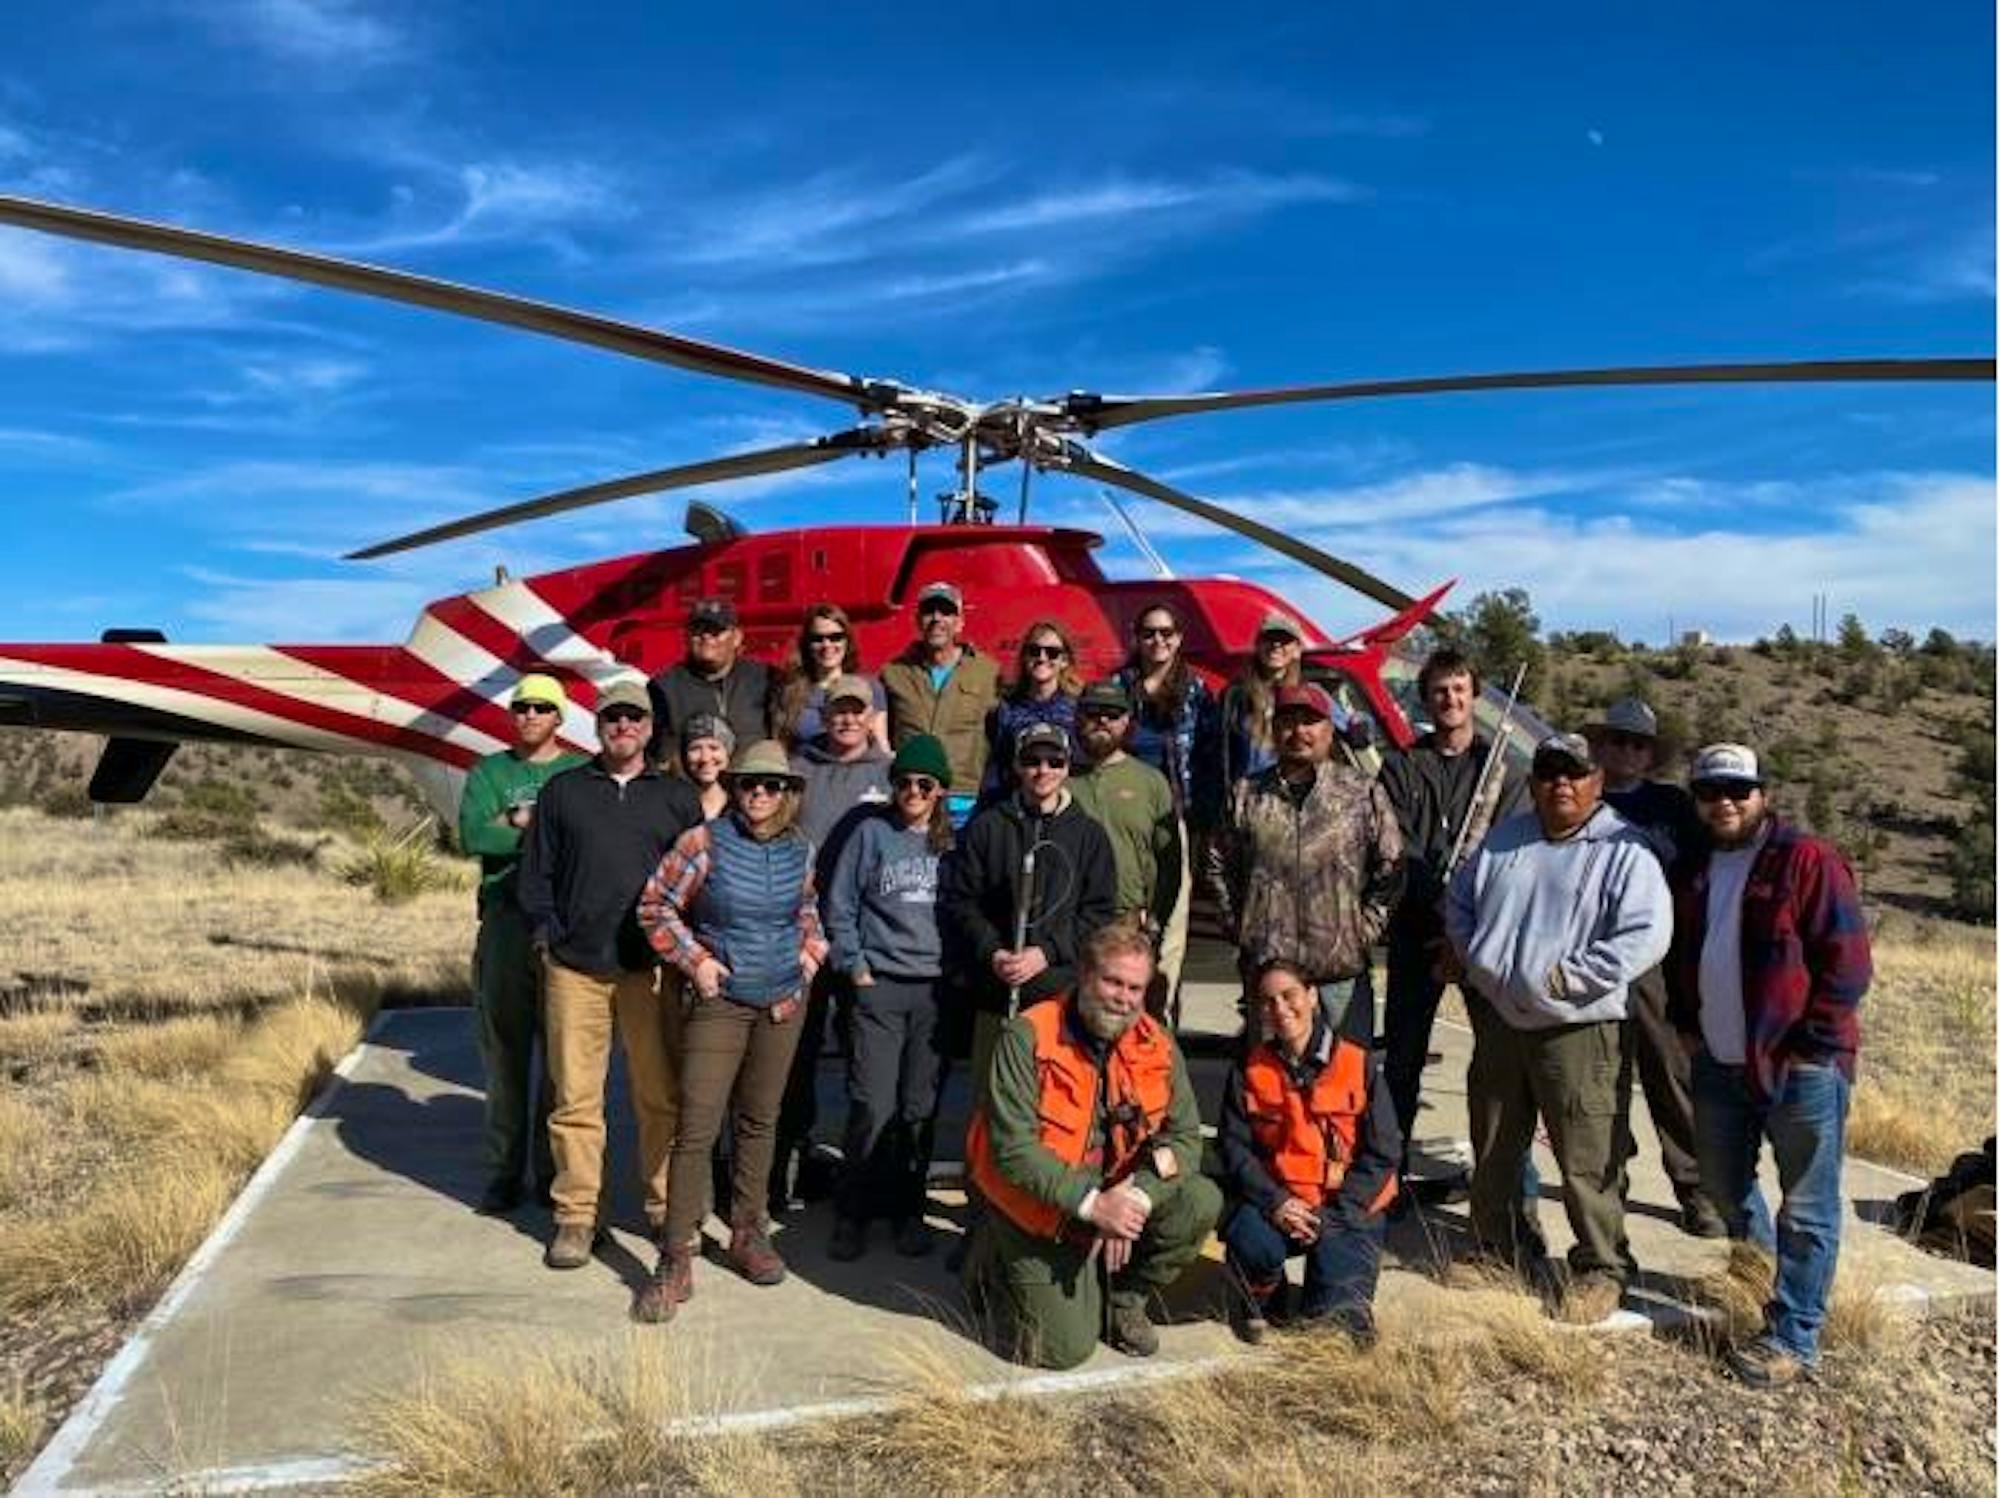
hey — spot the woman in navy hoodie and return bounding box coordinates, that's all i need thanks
[821,734,956,1261]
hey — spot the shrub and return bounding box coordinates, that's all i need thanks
[38,786,93,820]
[338,821,461,905]
[319,782,386,840]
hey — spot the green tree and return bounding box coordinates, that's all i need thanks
[1836,612,1873,665]
[1448,588,1547,701]
[1879,627,1916,658]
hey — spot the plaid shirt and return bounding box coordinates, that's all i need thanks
[1665,817,1871,1104]
[636,821,828,984]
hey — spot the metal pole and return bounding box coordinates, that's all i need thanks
[906,447,918,525]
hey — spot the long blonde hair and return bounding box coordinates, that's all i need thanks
[1008,619,1084,700]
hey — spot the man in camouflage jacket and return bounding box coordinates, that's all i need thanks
[1206,683,1404,1040]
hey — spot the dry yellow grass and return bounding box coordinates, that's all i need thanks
[0,1379,45,1475]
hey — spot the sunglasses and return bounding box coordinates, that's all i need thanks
[918,601,960,618]
[735,776,792,796]
[1532,764,1592,784]
[511,701,559,717]
[1023,643,1068,661]
[1082,705,1128,721]
[599,706,649,725]
[1019,753,1069,771]
[1135,625,1179,641]
[1693,781,1760,803]
[893,774,940,795]
[808,631,847,645]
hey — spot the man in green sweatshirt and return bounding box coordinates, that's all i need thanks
[457,673,587,1214]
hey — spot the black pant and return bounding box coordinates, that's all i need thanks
[1382,925,1446,1168]
[768,968,847,1207]
[837,975,946,1222]
[1627,962,1702,1196]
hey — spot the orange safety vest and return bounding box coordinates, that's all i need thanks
[1241,1035,1397,1214]
[966,998,1178,1241]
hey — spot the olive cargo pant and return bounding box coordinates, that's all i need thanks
[1466,994,1635,1280]
[472,901,555,1191]
[975,1173,1224,1371]
[544,959,683,1232]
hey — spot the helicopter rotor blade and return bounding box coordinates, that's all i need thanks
[1065,357,1997,433]
[0,194,881,410]
[1058,445,1417,613]
[347,427,902,559]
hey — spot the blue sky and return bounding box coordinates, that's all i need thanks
[0,1,1992,646]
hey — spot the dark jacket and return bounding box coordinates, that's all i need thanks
[939,790,1119,1015]
[1664,817,1872,1104]
[1378,732,1524,938]
[646,658,774,762]
[1604,779,1706,881]
[518,760,705,975]
[1218,1013,1402,1223]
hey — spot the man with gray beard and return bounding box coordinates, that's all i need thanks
[963,924,1221,1369]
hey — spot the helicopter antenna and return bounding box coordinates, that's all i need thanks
[1099,486,1175,579]
[905,446,918,525]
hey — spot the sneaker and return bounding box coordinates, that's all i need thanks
[1679,1193,1729,1240]
[892,1217,935,1258]
[476,1178,523,1216]
[633,1243,694,1324]
[1554,1272,1624,1326]
[1726,1336,1807,1389]
[543,1222,600,1270]
[828,1216,868,1262]
[1106,1294,1159,1358]
[727,1215,787,1286]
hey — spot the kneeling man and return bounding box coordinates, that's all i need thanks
[966,924,1222,1369]
[1218,958,1401,1345]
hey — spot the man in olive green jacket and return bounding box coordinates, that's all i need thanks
[880,581,1000,823]
[457,673,587,1214]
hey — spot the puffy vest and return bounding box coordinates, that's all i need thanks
[967,999,1177,1241]
[693,815,813,1008]
[1241,1036,1396,1214]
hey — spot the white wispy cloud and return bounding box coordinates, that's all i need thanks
[1129,461,1601,537]
[198,0,408,68]
[328,160,631,258]
[955,171,1362,235]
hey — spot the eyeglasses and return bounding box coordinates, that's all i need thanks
[511,702,559,717]
[1019,754,1069,771]
[807,631,847,646]
[1135,625,1179,641]
[893,774,940,795]
[1693,781,1760,803]
[1023,643,1068,661]
[735,776,792,796]
[599,707,649,725]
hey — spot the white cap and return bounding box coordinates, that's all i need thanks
[1690,743,1762,786]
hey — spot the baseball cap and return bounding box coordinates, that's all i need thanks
[1077,680,1132,716]
[916,581,963,612]
[1532,731,1597,776]
[680,712,735,755]
[510,673,568,711]
[687,597,738,630]
[1591,697,1659,739]
[1256,610,1302,642]
[1014,722,1071,763]
[1690,742,1762,788]
[594,680,652,717]
[1273,682,1336,720]
[823,673,874,708]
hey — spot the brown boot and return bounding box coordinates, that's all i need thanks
[727,1213,787,1286]
[633,1242,694,1324]
[543,1222,599,1271]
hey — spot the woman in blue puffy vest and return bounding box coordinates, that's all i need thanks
[635,739,829,1323]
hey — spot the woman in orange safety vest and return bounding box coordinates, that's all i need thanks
[1217,958,1404,1345]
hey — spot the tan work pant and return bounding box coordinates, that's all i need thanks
[544,959,683,1231]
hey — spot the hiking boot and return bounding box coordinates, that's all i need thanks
[1319,1304,1379,1352]
[892,1217,935,1258]
[1554,1272,1624,1326]
[1106,1294,1159,1358]
[1678,1192,1729,1240]
[1228,1275,1279,1346]
[727,1215,787,1286]
[828,1215,868,1262]
[1726,1336,1807,1389]
[633,1243,694,1324]
[476,1177,523,1216]
[543,1222,601,1270]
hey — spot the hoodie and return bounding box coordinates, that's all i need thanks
[790,736,893,880]
[1445,803,1672,1030]
[823,809,944,980]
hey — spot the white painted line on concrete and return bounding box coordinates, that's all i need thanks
[13,1013,390,1498]
[78,1455,388,1496]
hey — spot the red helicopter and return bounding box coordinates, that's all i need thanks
[0,194,1988,821]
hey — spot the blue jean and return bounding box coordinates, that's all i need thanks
[1223,1200,1383,1319]
[1691,1050,1849,1362]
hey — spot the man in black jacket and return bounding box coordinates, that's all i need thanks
[941,722,1118,1095]
[1377,648,1524,1193]
[646,596,773,762]
[519,680,706,1271]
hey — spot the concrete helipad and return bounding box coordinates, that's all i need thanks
[17,965,1993,1494]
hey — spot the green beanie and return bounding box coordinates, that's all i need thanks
[891,733,952,788]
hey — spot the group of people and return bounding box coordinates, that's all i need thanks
[458,588,1870,1388]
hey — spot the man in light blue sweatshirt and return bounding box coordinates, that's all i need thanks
[1446,731,1672,1324]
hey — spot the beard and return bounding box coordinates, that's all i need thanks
[1077,991,1138,1042]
